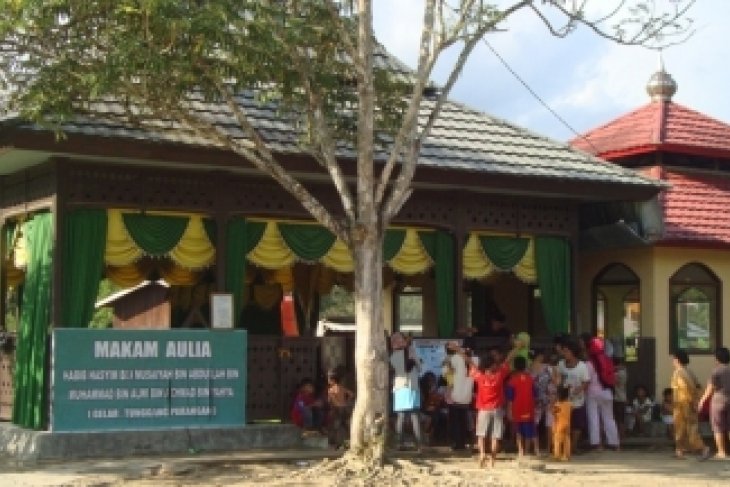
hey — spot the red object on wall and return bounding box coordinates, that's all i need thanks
[280,293,299,337]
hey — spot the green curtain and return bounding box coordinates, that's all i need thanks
[225,219,266,325]
[61,209,107,327]
[122,213,188,255]
[12,212,53,429]
[279,223,336,261]
[480,236,529,270]
[419,231,455,337]
[535,237,571,335]
[383,229,406,261]
[3,221,16,259]
[203,218,217,245]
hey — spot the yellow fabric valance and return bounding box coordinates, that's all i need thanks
[104,209,215,270]
[319,239,354,273]
[387,228,433,275]
[105,263,147,288]
[462,231,537,284]
[512,238,537,283]
[247,221,297,270]
[246,221,434,275]
[106,261,202,288]
[463,233,495,279]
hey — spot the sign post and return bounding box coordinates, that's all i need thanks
[51,329,247,432]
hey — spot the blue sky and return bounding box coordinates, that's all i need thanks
[373,0,730,142]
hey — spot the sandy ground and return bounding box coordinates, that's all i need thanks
[1,447,729,487]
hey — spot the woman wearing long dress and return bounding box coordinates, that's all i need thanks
[670,350,710,459]
[698,347,730,459]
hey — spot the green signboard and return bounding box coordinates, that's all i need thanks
[51,329,247,432]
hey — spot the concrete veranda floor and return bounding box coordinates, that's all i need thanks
[1,446,729,486]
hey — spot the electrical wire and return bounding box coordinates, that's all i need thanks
[482,39,599,152]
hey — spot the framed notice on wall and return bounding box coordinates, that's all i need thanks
[210,293,234,329]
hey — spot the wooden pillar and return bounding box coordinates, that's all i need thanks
[454,196,467,332]
[51,161,64,328]
[215,212,227,292]
[0,216,6,331]
[570,225,580,335]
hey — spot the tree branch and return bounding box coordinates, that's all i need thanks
[209,80,347,241]
[381,0,533,223]
[547,0,695,47]
[324,0,362,81]
[373,0,438,208]
[280,39,357,222]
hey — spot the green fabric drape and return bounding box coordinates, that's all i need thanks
[203,218,217,245]
[3,221,16,259]
[225,219,246,326]
[246,221,266,251]
[279,223,336,261]
[61,209,107,327]
[12,213,53,429]
[383,229,406,261]
[535,237,571,335]
[419,231,455,337]
[225,219,266,325]
[480,236,529,270]
[122,213,188,255]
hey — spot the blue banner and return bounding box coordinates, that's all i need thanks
[51,329,247,432]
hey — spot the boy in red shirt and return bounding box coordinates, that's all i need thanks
[507,355,539,457]
[471,344,519,468]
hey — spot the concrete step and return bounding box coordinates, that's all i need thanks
[0,422,326,463]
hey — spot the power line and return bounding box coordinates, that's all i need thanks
[482,39,599,152]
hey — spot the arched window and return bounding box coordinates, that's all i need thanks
[592,263,641,361]
[670,263,720,353]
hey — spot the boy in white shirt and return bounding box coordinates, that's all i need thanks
[557,340,590,453]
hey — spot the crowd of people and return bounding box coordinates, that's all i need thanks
[288,329,730,465]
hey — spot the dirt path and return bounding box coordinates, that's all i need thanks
[2,448,729,486]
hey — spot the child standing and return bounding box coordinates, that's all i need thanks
[508,355,539,457]
[390,332,422,450]
[530,348,555,454]
[472,345,519,468]
[327,369,354,449]
[420,372,446,445]
[552,386,573,461]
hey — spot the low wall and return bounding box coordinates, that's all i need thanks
[0,423,306,463]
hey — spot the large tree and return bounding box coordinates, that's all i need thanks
[0,0,692,465]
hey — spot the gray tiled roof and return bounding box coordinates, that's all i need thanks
[2,46,657,189]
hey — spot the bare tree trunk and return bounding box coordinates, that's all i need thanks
[348,230,388,464]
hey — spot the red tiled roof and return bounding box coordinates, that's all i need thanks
[571,101,730,160]
[657,169,730,244]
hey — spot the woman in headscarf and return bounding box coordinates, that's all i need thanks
[583,336,620,450]
[670,350,710,459]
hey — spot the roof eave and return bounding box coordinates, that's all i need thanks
[595,143,730,161]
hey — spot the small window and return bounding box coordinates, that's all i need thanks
[319,284,355,321]
[395,286,423,336]
[670,263,720,354]
[593,263,641,361]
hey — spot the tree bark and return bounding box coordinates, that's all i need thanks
[348,231,388,464]
[348,0,388,464]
